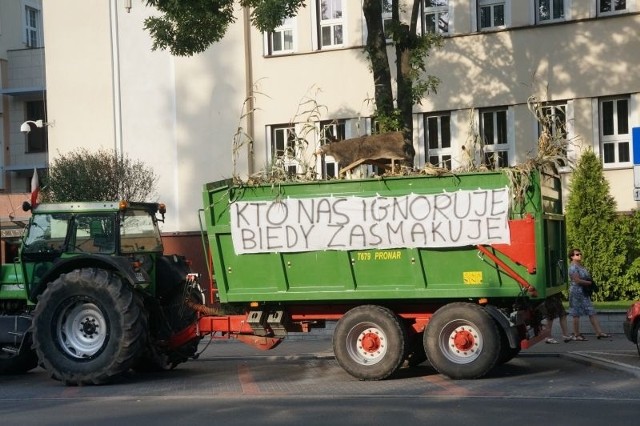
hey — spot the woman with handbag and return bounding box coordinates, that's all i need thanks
[567,248,611,341]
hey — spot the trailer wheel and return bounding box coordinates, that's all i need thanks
[424,302,500,380]
[32,268,147,385]
[333,305,407,380]
[0,334,38,374]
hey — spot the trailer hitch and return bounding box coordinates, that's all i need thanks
[476,245,538,297]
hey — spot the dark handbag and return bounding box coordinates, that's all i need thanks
[582,281,598,297]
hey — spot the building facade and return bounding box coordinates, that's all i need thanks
[0,1,45,256]
[0,0,46,192]
[40,1,640,275]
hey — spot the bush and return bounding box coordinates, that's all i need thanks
[43,148,157,202]
[566,150,640,300]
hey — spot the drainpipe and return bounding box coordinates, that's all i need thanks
[109,0,124,158]
[243,6,255,175]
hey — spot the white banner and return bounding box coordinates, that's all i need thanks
[230,187,511,254]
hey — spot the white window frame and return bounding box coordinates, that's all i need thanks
[318,0,345,49]
[381,0,393,40]
[476,0,510,31]
[424,113,453,169]
[23,1,42,48]
[538,102,567,140]
[479,107,513,169]
[597,0,629,16]
[423,0,450,35]
[536,101,575,172]
[599,96,631,169]
[535,0,568,24]
[314,118,369,178]
[265,16,296,55]
[317,119,346,179]
[268,124,301,176]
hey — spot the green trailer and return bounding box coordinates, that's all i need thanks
[201,169,566,380]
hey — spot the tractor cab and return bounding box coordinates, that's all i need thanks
[19,201,166,301]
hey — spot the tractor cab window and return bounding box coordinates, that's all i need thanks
[23,213,70,254]
[70,215,116,254]
[120,209,163,253]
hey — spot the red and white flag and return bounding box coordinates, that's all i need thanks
[30,168,40,206]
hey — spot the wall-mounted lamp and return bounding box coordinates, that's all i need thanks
[20,119,45,134]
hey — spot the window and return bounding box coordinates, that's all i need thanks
[536,0,565,23]
[598,0,627,15]
[424,0,449,34]
[268,16,295,55]
[382,0,393,39]
[319,119,346,178]
[23,213,70,255]
[538,102,569,167]
[424,113,452,169]
[25,100,47,153]
[600,97,630,167]
[120,210,163,254]
[271,125,299,176]
[319,0,344,48]
[480,108,509,169]
[72,215,116,254]
[538,103,567,140]
[478,0,505,30]
[25,6,40,48]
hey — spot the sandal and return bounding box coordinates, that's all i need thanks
[574,334,588,341]
[597,333,611,339]
[545,338,559,344]
[562,335,573,343]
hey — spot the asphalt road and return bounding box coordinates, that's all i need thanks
[1,334,639,426]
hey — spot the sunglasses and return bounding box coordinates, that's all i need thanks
[573,253,582,257]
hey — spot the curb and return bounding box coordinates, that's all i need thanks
[562,351,640,378]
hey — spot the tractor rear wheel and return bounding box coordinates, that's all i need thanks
[32,268,147,385]
[333,305,407,380]
[135,281,203,372]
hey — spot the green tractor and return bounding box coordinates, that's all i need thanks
[0,200,204,385]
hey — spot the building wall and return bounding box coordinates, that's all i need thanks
[42,0,640,242]
[6,48,47,180]
[244,1,639,211]
[42,1,248,233]
[0,1,38,57]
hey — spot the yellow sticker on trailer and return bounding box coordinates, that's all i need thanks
[463,271,483,285]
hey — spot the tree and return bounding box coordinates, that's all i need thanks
[43,148,158,202]
[616,210,640,299]
[143,0,442,157]
[363,1,442,137]
[565,150,625,300]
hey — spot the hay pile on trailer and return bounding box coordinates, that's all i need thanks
[232,95,573,206]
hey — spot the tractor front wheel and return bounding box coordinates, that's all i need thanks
[32,268,147,385]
